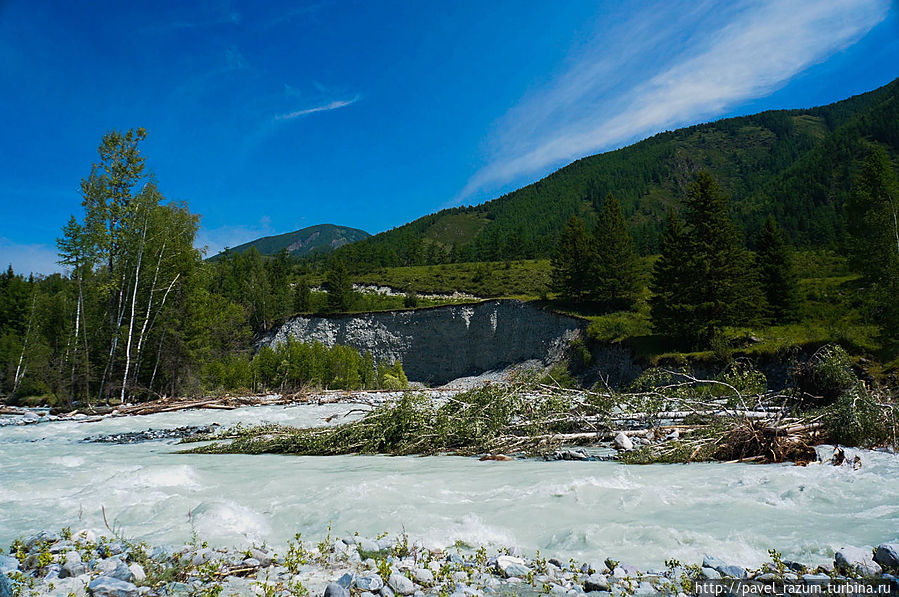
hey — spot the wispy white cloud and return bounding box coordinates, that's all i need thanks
[0,238,65,276]
[275,96,360,120]
[457,0,890,203]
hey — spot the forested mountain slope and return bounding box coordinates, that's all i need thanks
[328,78,899,268]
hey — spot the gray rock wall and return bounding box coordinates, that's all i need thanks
[260,300,586,385]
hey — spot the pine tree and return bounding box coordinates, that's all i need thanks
[756,215,801,322]
[591,193,640,309]
[551,216,594,303]
[650,210,693,341]
[325,259,353,312]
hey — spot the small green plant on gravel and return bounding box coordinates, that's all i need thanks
[376,556,393,581]
[287,579,311,597]
[680,564,702,593]
[284,533,312,573]
[317,523,333,556]
[761,549,786,576]
[393,532,410,558]
[60,527,72,541]
[36,547,53,570]
[534,550,548,574]
[474,546,488,567]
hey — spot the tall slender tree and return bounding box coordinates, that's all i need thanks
[847,145,899,290]
[756,215,801,322]
[650,210,692,341]
[551,216,594,303]
[325,259,353,312]
[591,193,640,308]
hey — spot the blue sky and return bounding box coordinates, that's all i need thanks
[1,0,898,275]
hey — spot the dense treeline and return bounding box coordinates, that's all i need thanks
[0,130,405,406]
[554,157,898,350]
[322,78,899,271]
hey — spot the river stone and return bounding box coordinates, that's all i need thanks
[412,568,434,584]
[357,574,384,591]
[45,576,87,597]
[388,572,416,595]
[835,546,881,576]
[584,574,610,592]
[60,559,87,579]
[874,544,899,570]
[381,585,395,597]
[496,555,527,574]
[128,563,146,583]
[719,564,747,578]
[250,548,273,567]
[359,539,382,554]
[0,556,18,574]
[802,574,831,585]
[613,432,633,451]
[1,572,17,597]
[324,582,351,597]
[378,538,395,552]
[700,567,721,580]
[88,576,139,597]
[337,572,355,588]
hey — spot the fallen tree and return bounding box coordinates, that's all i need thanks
[180,347,897,463]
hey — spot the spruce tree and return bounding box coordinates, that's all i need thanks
[650,172,762,345]
[683,172,761,341]
[551,216,593,303]
[650,210,693,341]
[756,215,801,322]
[325,259,353,312]
[591,193,640,309]
[846,145,899,290]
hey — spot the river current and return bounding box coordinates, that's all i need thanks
[1,402,897,570]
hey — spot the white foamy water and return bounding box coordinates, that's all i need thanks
[1,403,897,569]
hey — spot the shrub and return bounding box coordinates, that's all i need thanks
[792,344,857,405]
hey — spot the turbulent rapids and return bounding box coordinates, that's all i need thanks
[2,399,898,575]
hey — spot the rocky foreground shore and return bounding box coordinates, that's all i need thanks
[2,529,898,597]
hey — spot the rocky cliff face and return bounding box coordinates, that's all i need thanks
[260,300,585,385]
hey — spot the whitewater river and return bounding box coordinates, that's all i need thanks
[1,402,897,570]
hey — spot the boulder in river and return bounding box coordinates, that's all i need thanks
[835,546,881,576]
[874,543,899,571]
[613,432,633,451]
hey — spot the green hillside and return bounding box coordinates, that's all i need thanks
[325,78,899,269]
[211,223,370,260]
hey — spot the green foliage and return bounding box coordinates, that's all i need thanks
[551,216,593,302]
[591,193,641,308]
[650,173,762,346]
[323,79,899,268]
[756,216,802,322]
[184,383,595,456]
[825,382,897,447]
[325,259,354,313]
[792,344,858,405]
[203,340,408,393]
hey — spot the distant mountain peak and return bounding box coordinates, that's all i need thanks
[210,223,370,260]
